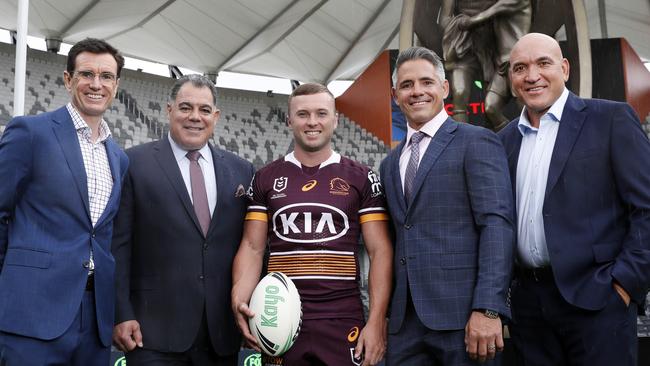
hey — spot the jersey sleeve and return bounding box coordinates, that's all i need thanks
[245,171,268,222]
[358,168,389,224]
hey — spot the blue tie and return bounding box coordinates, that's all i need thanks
[404,131,425,204]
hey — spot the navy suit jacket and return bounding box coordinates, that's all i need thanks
[380,118,514,332]
[0,106,128,346]
[499,92,650,310]
[112,138,254,354]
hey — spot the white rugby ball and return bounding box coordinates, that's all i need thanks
[248,272,302,356]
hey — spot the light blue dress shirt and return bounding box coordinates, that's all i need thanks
[516,88,569,268]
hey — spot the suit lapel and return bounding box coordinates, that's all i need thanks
[95,138,122,226]
[51,107,90,220]
[390,139,407,214]
[207,144,227,236]
[407,118,456,212]
[545,93,587,200]
[154,138,204,235]
[503,121,523,193]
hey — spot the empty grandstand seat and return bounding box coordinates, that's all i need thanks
[0,44,389,171]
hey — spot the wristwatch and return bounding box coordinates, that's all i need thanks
[480,309,499,319]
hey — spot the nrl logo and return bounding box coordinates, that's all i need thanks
[273,177,288,193]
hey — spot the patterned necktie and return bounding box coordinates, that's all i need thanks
[404,131,425,204]
[187,150,211,236]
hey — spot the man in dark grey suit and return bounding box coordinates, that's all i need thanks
[380,46,514,365]
[112,74,254,365]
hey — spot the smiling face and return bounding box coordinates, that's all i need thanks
[509,33,569,127]
[167,83,219,150]
[63,52,119,124]
[393,58,449,130]
[287,92,337,156]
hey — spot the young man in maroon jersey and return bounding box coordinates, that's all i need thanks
[232,83,393,366]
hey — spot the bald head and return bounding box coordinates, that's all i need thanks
[511,33,564,60]
[509,32,570,127]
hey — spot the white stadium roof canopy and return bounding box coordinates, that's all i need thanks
[0,0,402,84]
[0,0,647,84]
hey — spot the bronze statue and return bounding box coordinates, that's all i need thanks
[440,0,531,131]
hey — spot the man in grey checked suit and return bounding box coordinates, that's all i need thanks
[380,46,514,365]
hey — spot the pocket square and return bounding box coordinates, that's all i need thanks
[235,184,246,197]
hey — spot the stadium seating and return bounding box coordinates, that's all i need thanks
[0,43,388,171]
[6,40,650,337]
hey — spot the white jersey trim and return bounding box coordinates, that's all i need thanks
[270,249,355,256]
[289,275,356,281]
[248,205,267,211]
[358,207,386,214]
[284,151,341,168]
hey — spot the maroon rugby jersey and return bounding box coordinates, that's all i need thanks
[246,152,388,320]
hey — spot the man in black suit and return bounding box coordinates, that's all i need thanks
[112,74,254,365]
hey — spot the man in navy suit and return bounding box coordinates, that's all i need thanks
[499,32,650,365]
[380,46,514,365]
[0,38,128,365]
[112,74,254,365]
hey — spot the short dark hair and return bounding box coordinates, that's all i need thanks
[288,83,334,113]
[392,46,445,86]
[169,74,218,106]
[66,38,125,78]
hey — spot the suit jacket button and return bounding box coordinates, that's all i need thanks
[203,243,208,250]
[400,257,406,265]
[82,261,90,269]
[404,224,411,229]
[199,275,204,280]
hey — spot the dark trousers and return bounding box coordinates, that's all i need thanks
[386,295,501,366]
[0,291,109,366]
[125,311,237,366]
[510,274,638,366]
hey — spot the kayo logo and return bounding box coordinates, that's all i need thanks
[272,203,349,243]
[261,285,284,328]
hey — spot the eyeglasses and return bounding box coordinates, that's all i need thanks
[73,70,117,84]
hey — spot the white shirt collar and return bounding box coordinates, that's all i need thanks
[405,107,448,143]
[168,132,211,163]
[518,87,569,135]
[284,150,341,168]
[66,102,112,142]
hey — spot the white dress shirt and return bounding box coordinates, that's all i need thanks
[399,108,449,193]
[168,133,217,216]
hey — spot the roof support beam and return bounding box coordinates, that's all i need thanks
[58,0,101,36]
[105,0,177,40]
[225,0,328,70]
[324,0,392,83]
[215,0,301,72]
